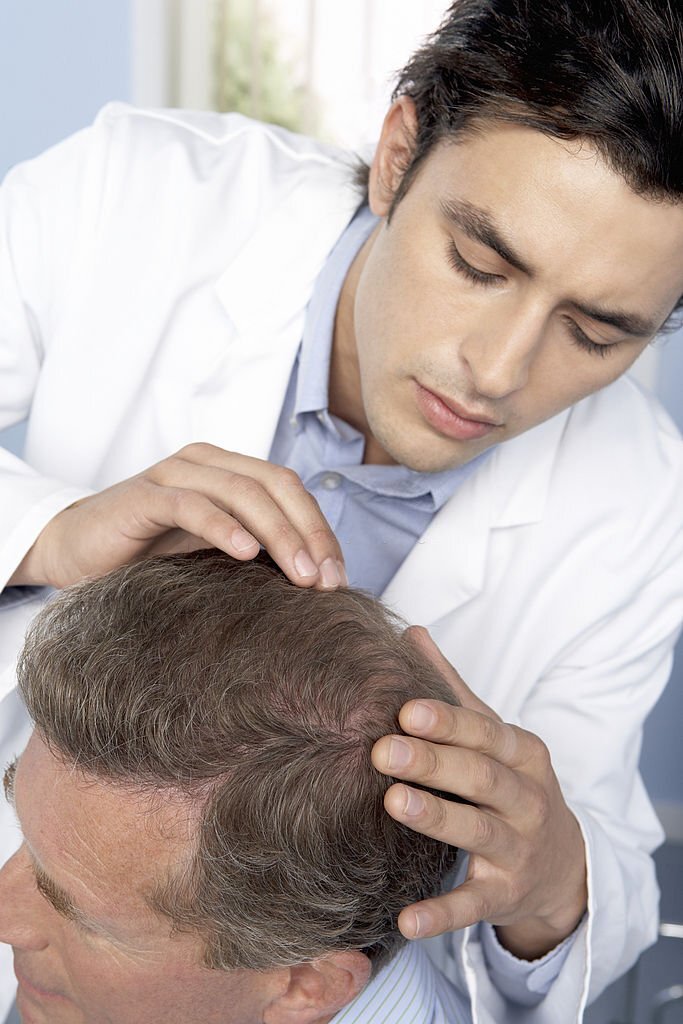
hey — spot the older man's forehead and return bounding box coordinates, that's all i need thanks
[12,733,194,937]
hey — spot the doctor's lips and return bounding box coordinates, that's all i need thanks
[413,381,502,441]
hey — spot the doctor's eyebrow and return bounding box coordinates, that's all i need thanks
[439,196,662,337]
[440,196,534,276]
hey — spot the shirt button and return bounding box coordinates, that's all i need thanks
[289,415,299,429]
[316,411,326,423]
[321,473,341,490]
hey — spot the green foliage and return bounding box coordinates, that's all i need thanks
[212,0,314,133]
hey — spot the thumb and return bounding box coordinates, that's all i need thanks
[405,625,503,722]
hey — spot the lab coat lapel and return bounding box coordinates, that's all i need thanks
[382,409,570,625]
[200,164,360,458]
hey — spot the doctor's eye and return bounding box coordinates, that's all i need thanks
[565,319,623,358]
[445,240,504,287]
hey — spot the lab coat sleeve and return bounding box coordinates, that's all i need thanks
[451,508,683,1024]
[0,135,97,1020]
[0,127,96,592]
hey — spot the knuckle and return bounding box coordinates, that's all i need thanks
[274,466,304,492]
[470,893,490,923]
[506,875,529,910]
[422,745,443,784]
[429,796,450,837]
[176,441,214,462]
[304,524,336,549]
[168,486,200,516]
[527,731,552,768]
[230,474,265,502]
[477,756,498,797]
[531,787,553,831]
[479,715,499,751]
[269,519,299,545]
[473,813,496,850]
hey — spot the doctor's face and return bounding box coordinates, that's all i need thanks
[0,733,282,1024]
[339,106,683,471]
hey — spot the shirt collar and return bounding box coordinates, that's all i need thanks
[330,943,437,1023]
[295,204,378,417]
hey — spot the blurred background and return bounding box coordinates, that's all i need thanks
[0,3,681,1021]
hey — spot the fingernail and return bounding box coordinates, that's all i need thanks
[401,786,425,817]
[410,701,437,732]
[319,557,342,589]
[387,738,412,771]
[232,528,258,552]
[337,560,349,586]
[412,909,433,938]
[294,549,318,579]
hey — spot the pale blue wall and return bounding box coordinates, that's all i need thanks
[640,334,683,806]
[0,0,131,177]
[0,0,131,453]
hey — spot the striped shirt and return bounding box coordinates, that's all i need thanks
[331,942,470,1024]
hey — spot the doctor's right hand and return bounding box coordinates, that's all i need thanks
[8,443,347,591]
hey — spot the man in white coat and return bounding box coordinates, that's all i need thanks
[1,0,683,1022]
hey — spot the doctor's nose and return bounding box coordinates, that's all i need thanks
[459,313,544,401]
[0,847,50,952]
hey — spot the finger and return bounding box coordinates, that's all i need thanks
[382,783,514,861]
[398,880,499,939]
[126,485,266,564]
[398,701,531,771]
[247,463,347,586]
[373,731,523,809]
[405,625,501,719]
[165,447,347,586]
[141,465,335,587]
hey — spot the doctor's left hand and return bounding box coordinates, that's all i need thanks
[371,627,588,960]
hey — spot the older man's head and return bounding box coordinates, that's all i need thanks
[0,551,459,1024]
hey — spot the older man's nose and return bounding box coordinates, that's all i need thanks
[0,848,50,952]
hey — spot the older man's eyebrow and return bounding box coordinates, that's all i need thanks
[3,760,17,806]
[32,863,93,925]
[3,757,102,930]
[440,197,535,276]
[440,197,663,337]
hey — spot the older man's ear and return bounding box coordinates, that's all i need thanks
[264,951,372,1024]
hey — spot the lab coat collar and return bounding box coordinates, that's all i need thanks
[382,408,570,625]
[198,160,360,458]
[214,160,360,342]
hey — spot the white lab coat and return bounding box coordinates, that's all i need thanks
[0,104,682,1024]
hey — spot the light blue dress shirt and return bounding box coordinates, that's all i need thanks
[331,942,471,1024]
[268,204,577,1005]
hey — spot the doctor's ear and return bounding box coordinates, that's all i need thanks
[263,950,371,1024]
[369,96,419,218]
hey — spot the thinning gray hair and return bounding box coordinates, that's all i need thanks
[18,550,460,972]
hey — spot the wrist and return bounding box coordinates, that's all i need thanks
[494,904,585,960]
[6,508,71,587]
[7,541,51,587]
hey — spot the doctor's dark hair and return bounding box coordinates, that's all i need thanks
[358,0,683,209]
[17,550,460,974]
